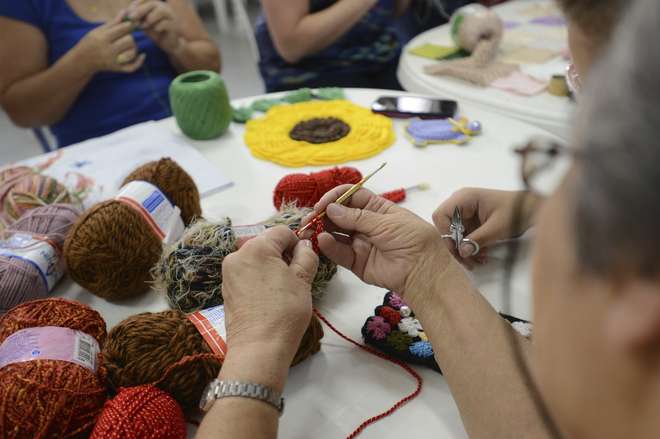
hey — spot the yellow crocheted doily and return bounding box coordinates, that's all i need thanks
[244,100,395,167]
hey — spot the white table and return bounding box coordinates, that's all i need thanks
[52,88,550,438]
[398,0,575,138]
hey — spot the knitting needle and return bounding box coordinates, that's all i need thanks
[297,162,387,236]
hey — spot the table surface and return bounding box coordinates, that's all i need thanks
[51,88,552,438]
[398,0,575,138]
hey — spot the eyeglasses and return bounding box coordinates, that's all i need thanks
[514,137,573,196]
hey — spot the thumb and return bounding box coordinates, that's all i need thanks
[460,220,502,258]
[326,203,378,234]
[289,240,319,284]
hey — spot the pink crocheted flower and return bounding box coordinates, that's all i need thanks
[387,292,407,309]
[366,316,391,340]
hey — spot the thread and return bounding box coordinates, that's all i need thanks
[64,158,201,300]
[103,309,324,412]
[0,204,81,313]
[273,167,363,210]
[170,71,232,140]
[90,385,186,439]
[0,298,108,438]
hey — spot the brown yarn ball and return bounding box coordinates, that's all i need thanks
[64,158,201,300]
[103,309,323,412]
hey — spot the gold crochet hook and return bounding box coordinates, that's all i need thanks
[297,162,387,236]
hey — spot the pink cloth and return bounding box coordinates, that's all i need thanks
[490,71,548,96]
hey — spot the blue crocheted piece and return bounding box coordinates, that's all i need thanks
[409,341,434,358]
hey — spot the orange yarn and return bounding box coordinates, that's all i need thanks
[273,167,363,210]
[90,385,186,439]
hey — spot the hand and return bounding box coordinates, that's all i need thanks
[75,12,145,73]
[127,0,181,53]
[221,226,319,360]
[432,189,542,267]
[302,185,452,303]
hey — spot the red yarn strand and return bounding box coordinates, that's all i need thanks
[312,308,423,439]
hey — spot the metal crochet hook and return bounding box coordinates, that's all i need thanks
[297,162,387,236]
[441,206,480,257]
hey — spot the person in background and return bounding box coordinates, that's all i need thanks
[196,1,660,437]
[0,0,220,148]
[256,0,411,92]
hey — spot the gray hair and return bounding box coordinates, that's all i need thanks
[574,0,660,277]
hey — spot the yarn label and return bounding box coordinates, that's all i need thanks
[116,181,185,245]
[0,233,62,291]
[232,225,267,248]
[0,326,99,372]
[188,305,227,360]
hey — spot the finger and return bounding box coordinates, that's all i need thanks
[324,203,380,235]
[119,53,146,72]
[260,225,299,256]
[432,189,480,232]
[116,48,137,65]
[142,7,170,29]
[318,232,355,270]
[113,34,136,52]
[107,21,134,40]
[152,18,172,34]
[109,10,126,25]
[289,240,319,284]
[128,1,158,23]
[461,218,503,257]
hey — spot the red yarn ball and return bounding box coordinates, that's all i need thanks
[91,385,186,439]
[378,306,402,326]
[273,167,363,209]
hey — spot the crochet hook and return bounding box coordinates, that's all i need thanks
[297,162,387,236]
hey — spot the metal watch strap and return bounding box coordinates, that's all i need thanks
[203,379,284,414]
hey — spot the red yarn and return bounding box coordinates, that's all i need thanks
[381,188,407,204]
[378,306,402,326]
[313,308,423,439]
[273,167,362,210]
[91,385,186,439]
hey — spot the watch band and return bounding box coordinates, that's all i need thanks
[200,379,285,414]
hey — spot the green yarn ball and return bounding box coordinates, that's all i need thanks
[169,70,232,140]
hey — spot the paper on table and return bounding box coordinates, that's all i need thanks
[13,121,233,208]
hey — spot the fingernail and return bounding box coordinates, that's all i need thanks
[301,240,312,248]
[327,203,344,217]
[459,243,474,258]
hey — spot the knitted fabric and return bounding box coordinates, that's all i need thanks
[273,167,363,210]
[64,158,201,300]
[90,385,186,439]
[244,100,395,167]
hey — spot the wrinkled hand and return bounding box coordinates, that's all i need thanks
[301,185,452,303]
[76,11,145,73]
[127,0,181,53]
[432,188,542,267]
[221,226,318,357]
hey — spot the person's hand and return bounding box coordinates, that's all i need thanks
[432,188,542,267]
[301,185,452,304]
[75,12,145,73]
[127,0,181,53]
[221,226,319,359]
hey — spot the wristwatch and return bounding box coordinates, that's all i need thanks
[199,379,285,414]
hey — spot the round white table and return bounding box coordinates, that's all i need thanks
[398,0,575,138]
[53,88,551,438]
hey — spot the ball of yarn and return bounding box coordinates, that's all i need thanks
[103,309,323,412]
[0,204,81,313]
[90,385,186,439]
[170,70,232,140]
[273,167,363,210]
[154,205,337,313]
[64,158,202,300]
[0,298,108,438]
[450,4,503,52]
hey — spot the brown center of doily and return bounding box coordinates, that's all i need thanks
[289,117,351,144]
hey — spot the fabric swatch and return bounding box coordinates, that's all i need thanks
[490,70,548,96]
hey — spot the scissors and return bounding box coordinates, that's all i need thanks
[441,206,480,257]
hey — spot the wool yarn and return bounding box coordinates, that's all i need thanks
[64,158,201,300]
[0,298,108,438]
[273,167,363,210]
[103,309,323,412]
[90,385,186,439]
[153,205,337,313]
[0,204,81,313]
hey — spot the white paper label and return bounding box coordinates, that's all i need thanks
[0,234,62,290]
[188,305,228,359]
[116,181,185,244]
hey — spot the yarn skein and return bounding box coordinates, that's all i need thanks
[273,167,363,210]
[170,70,232,140]
[153,205,337,313]
[0,204,81,314]
[103,309,323,412]
[0,298,108,439]
[90,385,186,439]
[64,158,201,300]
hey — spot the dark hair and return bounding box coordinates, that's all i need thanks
[555,0,625,46]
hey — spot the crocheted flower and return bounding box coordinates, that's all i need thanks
[409,341,434,358]
[398,317,423,337]
[386,292,407,309]
[386,331,413,352]
[377,306,402,326]
[366,316,391,340]
[244,100,395,167]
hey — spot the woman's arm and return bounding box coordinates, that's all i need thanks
[0,15,142,128]
[260,0,378,64]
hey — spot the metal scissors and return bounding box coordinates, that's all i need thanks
[441,206,480,257]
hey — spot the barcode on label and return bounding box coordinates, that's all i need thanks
[74,334,98,371]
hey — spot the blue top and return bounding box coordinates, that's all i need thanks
[0,0,176,147]
[256,0,401,92]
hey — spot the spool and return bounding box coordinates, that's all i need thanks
[273,167,363,210]
[64,158,201,300]
[170,70,232,140]
[548,74,570,97]
[450,4,503,52]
